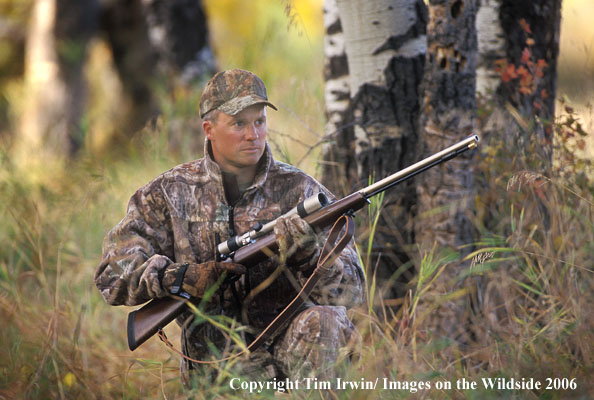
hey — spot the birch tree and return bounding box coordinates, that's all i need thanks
[325,0,427,300]
[320,0,354,196]
[476,0,562,163]
[415,0,478,252]
[413,0,479,345]
[471,0,563,347]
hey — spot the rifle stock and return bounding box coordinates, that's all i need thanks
[127,296,186,351]
[126,135,479,351]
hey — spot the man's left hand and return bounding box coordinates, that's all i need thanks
[274,214,321,266]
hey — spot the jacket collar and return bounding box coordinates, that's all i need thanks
[203,139,273,190]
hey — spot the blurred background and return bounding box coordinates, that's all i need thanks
[557,0,594,159]
[0,0,592,398]
[0,0,592,173]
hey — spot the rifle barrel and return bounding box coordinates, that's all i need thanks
[360,135,479,198]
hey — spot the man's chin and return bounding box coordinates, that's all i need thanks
[237,153,263,168]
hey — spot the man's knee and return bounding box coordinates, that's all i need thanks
[274,305,360,379]
[289,305,354,345]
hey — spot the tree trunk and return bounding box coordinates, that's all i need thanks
[320,0,354,197]
[99,0,159,142]
[141,0,217,84]
[476,0,505,95]
[16,0,98,163]
[413,0,479,344]
[330,0,427,301]
[472,0,563,351]
[477,0,562,163]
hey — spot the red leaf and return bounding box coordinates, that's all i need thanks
[494,58,507,73]
[521,48,531,64]
[507,64,518,79]
[541,89,548,99]
[519,18,532,34]
[537,59,548,69]
[517,65,529,78]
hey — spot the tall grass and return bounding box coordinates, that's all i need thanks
[1,97,593,398]
[0,92,591,400]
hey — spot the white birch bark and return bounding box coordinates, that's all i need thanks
[323,0,350,137]
[476,0,505,95]
[327,0,427,301]
[337,0,426,175]
[337,0,425,90]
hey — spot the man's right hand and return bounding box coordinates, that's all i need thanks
[162,261,245,301]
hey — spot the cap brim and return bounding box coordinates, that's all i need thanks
[217,94,278,116]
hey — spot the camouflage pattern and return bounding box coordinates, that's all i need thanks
[161,261,246,301]
[274,305,360,381]
[199,69,278,118]
[274,213,320,266]
[95,140,365,380]
[201,305,360,387]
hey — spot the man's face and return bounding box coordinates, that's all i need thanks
[203,104,268,174]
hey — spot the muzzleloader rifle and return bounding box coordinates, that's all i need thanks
[127,135,480,352]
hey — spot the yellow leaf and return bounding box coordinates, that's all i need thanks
[63,372,77,388]
[554,236,563,251]
[20,365,32,379]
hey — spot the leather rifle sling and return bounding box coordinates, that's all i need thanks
[158,214,356,364]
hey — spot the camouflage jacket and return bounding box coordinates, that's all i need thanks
[95,141,364,337]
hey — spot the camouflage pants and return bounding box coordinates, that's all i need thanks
[182,305,360,387]
[274,305,360,380]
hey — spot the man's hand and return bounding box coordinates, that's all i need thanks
[274,214,321,266]
[162,261,245,300]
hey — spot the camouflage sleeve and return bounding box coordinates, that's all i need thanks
[94,186,174,306]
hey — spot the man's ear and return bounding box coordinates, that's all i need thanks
[203,120,213,140]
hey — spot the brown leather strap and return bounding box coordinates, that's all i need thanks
[158,214,356,364]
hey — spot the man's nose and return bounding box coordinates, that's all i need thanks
[245,123,259,140]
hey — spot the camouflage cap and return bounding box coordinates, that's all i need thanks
[199,69,278,118]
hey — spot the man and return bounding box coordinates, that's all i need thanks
[95,69,365,387]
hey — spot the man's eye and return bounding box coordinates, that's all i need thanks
[234,121,244,127]
[255,119,265,126]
